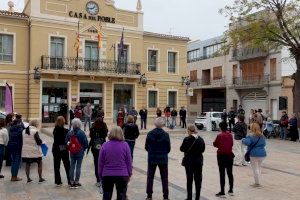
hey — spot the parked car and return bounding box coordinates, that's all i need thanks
[194,112,223,131]
[0,111,29,128]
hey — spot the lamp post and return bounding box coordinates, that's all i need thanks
[139,73,147,87]
[34,67,41,81]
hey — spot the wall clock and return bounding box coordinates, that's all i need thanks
[86,1,99,15]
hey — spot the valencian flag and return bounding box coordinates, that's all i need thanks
[74,33,80,52]
[5,83,13,114]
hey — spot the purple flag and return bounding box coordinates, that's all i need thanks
[119,28,125,57]
[5,83,13,114]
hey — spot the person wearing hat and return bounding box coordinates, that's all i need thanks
[180,125,205,200]
[145,117,171,200]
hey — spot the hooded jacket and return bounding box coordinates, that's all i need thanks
[123,123,140,141]
[232,121,247,140]
[8,121,24,154]
[145,128,171,165]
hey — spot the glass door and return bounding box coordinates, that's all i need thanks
[85,41,98,71]
[113,84,134,121]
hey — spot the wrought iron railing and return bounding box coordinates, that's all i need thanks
[41,56,141,75]
[232,75,270,87]
[232,48,268,61]
[190,77,226,88]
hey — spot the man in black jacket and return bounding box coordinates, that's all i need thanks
[232,115,247,166]
[228,107,236,133]
[170,108,178,128]
[221,109,227,122]
[139,106,148,130]
[180,106,187,128]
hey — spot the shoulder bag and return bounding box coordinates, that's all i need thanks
[181,136,198,166]
[244,137,261,162]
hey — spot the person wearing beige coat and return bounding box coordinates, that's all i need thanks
[22,120,45,183]
[0,118,9,179]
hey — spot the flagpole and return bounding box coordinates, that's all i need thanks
[76,20,79,70]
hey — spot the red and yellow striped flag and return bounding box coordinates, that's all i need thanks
[98,21,102,49]
[74,33,80,52]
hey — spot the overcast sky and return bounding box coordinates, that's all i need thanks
[0,0,235,41]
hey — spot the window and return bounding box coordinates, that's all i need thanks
[190,95,197,104]
[168,91,177,108]
[0,34,13,62]
[117,44,129,73]
[270,58,277,81]
[213,66,222,80]
[148,50,158,72]
[203,43,224,58]
[168,52,177,73]
[148,91,157,108]
[85,41,98,71]
[187,48,200,62]
[233,64,238,78]
[190,70,197,82]
[50,37,65,69]
[0,85,12,110]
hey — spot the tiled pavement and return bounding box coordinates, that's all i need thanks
[1,130,300,200]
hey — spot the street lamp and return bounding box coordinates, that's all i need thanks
[139,73,147,87]
[34,67,41,80]
[181,76,190,86]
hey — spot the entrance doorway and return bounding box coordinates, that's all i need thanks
[113,84,134,121]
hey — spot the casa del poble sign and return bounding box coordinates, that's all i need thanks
[69,1,116,24]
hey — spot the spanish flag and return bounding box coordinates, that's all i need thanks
[97,33,101,49]
[74,33,80,52]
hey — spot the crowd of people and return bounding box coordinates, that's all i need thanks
[1,104,299,200]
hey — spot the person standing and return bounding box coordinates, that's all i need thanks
[221,109,228,122]
[139,106,148,130]
[256,109,264,129]
[232,115,247,166]
[66,118,88,188]
[171,108,178,128]
[228,107,236,133]
[122,115,140,159]
[60,100,69,125]
[98,126,132,200]
[213,121,234,197]
[22,120,45,183]
[180,125,205,200]
[164,106,171,127]
[117,107,125,127]
[237,105,245,116]
[242,123,267,187]
[279,111,289,140]
[156,108,162,118]
[145,117,171,200]
[289,114,299,142]
[180,106,187,129]
[128,107,138,124]
[69,106,75,129]
[89,117,108,185]
[74,103,82,119]
[5,113,14,166]
[83,103,93,131]
[8,118,24,181]
[52,116,70,186]
[97,107,105,119]
[0,118,9,179]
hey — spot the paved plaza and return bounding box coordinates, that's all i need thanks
[0,130,300,200]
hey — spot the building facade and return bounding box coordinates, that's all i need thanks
[0,0,189,123]
[188,36,294,121]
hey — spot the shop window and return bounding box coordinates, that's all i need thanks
[0,34,13,62]
[80,83,103,119]
[190,95,197,105]
[50,37,65,69]
[148,50,158,72]
[148,90,158,108]
[168,91,177,108]
[168,52,177,73]
[0,86,12,110]
[270,58,277,81]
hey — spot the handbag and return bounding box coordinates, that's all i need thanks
[244,137,261,162]
[41,143,48,157]
[181,136,198,166]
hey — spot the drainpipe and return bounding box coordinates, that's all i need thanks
[26,19,31,122]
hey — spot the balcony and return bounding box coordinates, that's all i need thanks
[41,56,141,77]
[190,77,226,89]
[232,75,270,89]
[232,48,268,61]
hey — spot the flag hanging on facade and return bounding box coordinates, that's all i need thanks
[98,22,102,49]
[119,28,125,57]
[5,83,13,114]
[74,33,80,52]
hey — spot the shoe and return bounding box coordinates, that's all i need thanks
[233,163,240,166]
[145,198,152,200]
[95,182,101,187]
[0,175,4,179]
[228,190,234,196]
[215,192,226,197]
[27,178,33,183]
[251,183,261,188]
[39,178,46,183]
[11,177,22,182]
[70,184,78,189]
[242,163,247,166]
[55,183,63,187]
[75,183,82,187]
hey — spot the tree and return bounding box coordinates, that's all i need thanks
[220,0,300,113]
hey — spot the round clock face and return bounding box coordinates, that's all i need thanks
[86,1,99,15]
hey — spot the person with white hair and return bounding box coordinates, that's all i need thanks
[66,118,88,189]
[145,117,171,200]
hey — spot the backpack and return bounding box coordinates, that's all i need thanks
[68,132,82,155]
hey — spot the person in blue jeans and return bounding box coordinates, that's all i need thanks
[8,118,25,181]
[0,118,9,179]
[66,118,88,189]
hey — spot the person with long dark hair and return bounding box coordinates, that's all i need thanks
[0,118,9,179]
[180,125,205,200]
[89,117,108,186]
[52,116,70,186]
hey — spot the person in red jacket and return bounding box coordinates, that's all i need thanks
[213,121,234,197]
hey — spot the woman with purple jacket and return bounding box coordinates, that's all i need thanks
[98,126,132,200]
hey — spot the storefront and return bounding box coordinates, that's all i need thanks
[42,81,69,123]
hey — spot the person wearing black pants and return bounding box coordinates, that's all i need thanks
[180,125,205,200]
[139,107,148,130]
[102,176,129,200]
[213,121,234,197]
[180,107,187,129]
[52,116,70,186]
[89,117,108,185]
[228,107,236,132]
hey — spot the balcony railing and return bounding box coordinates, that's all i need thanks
[232,75,269,88]
[41,56,141,76]
[232,48,268,61]
[190,77,226,88]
